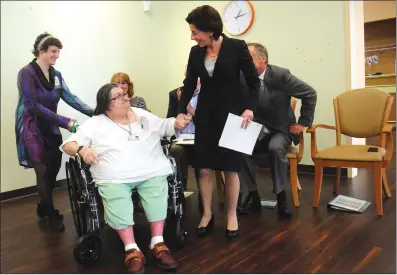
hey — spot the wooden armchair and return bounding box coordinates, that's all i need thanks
[252,98,304,207]
[307,88,394,216]
[216,98,304,207]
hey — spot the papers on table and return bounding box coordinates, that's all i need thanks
[177,134,194,140]
[175,139,194,145]
[174,133,194,145]
[218,113,263,155]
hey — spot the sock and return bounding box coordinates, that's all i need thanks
[150,236,164,249]
[125,243,139,252]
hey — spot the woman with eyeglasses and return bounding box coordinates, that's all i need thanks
[61,83,191,273]
[111,72,150,111]
[15,32,94,232]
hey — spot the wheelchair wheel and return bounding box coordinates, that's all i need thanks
[175,217,187,248]
[73,234,102,267]
[66,160,88,237]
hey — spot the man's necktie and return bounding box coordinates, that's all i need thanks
[257,78,270,141]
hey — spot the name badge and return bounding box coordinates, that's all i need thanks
[140,116,149,130]
[54,76,61,89]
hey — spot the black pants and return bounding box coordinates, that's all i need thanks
[169,143,199,190]
[25,134,63,210]
[239,133,291,195]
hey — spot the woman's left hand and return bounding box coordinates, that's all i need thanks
[175,114,192,130]
[241,109,254,129]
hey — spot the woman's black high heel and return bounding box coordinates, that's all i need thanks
[225,228,239,239]
[225,216,239,239]
[196,214,214,237]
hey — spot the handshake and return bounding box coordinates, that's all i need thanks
[175,113,192,130]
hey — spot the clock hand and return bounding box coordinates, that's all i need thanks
[236,12,248,19]
[234,9,242,19]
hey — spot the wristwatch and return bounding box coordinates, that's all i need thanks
[77,146,84,157]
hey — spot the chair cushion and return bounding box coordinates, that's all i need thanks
[287,146,298,159]
[315,145,386,161]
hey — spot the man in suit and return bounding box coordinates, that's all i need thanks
[167,87,183,118]
[238,43,317,217]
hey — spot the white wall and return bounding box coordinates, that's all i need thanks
[164,0,350,166]
[1,1,352,192]
[1,1,174,192]
[347,0,366,178]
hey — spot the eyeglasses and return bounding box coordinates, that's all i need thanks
[111,92,128,101]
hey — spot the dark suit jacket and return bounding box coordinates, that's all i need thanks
[178,33,260,126]
[177,33,260,171]
[241,64,317,144]
[166,87,183,118]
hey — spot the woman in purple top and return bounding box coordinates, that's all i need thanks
[15,32,94,231]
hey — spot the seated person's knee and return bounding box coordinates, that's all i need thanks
[268,142,287,158]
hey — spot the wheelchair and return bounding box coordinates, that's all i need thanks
[65,139,187,267]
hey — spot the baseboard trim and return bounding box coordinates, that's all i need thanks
[0,165,347,202]
[0,179,67,202]
[297,164,348,177]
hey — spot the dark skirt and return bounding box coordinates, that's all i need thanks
[193,117,243,172]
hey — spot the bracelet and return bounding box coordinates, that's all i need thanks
[71,121,80,133]
[76,146,84,156]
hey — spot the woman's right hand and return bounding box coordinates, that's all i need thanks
[175,114,192,130]
[79,147,100,165]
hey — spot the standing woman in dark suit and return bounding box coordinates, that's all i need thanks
[178,5,260,238]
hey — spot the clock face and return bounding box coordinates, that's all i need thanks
[224,1,254,36]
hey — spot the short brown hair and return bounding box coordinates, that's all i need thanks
[247,42,269,63]
[111,72,134,98]
[186,5,223,40]
[32,32,63,57]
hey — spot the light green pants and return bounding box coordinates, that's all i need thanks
[97,176,168,230]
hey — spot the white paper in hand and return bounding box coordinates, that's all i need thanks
[218,113,263,155]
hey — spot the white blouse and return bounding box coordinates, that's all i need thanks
[60,107,177,184]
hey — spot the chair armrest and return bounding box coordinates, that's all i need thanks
[305,124,337,160]
[306,124,337,133]
[296,132,305,163]
[381,123,396,133]
[382,124,395,166]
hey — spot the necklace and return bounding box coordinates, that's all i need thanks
[106,112,139,141]
[206,36,223,58]
[206,50,219,58]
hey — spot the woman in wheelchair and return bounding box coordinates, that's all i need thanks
[61,83,191,273]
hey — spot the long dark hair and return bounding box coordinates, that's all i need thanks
[94,83,118,116]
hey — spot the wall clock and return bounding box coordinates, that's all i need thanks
[223,1,255,36]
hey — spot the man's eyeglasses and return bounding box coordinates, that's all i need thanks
[111,92,128,101]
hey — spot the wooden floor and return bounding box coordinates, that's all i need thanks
[1,151,396,273]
